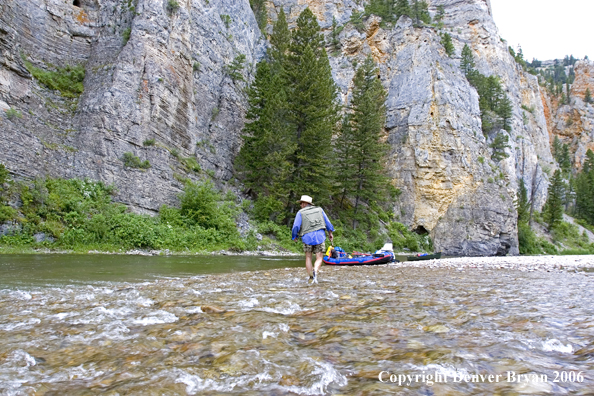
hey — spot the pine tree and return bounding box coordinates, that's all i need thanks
[394,0,411,20]
[498,95,513,132]
[284,8,340,212]
[552,135,562,159]
[574,149,594,225]
[268,8,290,74]
[489,132,510,161]
[336,56,388,229]
[460,44,476,79]
[234,61,293,198]
[441,33,454,57]
[559,143,571,173]
[435,5,445,22]
[543,169,565,230]
[516,178,530,224]
[249,0,267,31]
[410,0,431,25]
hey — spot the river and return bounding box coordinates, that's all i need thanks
[0,254,593,395]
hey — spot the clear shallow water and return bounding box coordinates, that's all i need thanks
[0,254,304,288]
[0,256,593,395]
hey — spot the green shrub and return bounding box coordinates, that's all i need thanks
[249,0,267,31]
[167,0,180,14]
[220,14,231,28]
[441,33,454,57]
[5,108,23,120]
[0,205,17,222]
[180,181,238,234]
[23,61,85,98]
[180,156,201,173]
[122,152,151,169]
[225,54,246,82]
[253,195,284,222]
[122,27,131,44]
[387,222,432,253]
[143,138,155,146]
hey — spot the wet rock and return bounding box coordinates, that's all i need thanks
[201,305,226,314]
[33,233,54,243]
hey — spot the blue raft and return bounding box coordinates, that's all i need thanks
[323,251,396,266]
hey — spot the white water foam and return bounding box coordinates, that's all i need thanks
[282,358,348,395]
[174,367,275,394]
[133,310,178,326]
[542,339,573,354]
[0,318,41,332]
[259,302,301,315]
[136,297,154,307]
[238,298,259,308]
[8,350,37,368]
[186,306,203,313]
[262,331,277,339]
[278,323,290,332]
[11,291,32,300]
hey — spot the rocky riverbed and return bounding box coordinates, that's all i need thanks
[1,254,593,395]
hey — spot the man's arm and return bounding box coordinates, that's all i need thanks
[291,212,302,240]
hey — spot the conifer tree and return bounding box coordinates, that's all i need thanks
[516,178,530,224]
[552,135,562,159]
[441,33,454,57]
[460,44,477,80]
[410,0,431,25]
[435,5,445,21]
[284,8,340,212]
[574,149,594,225]
[395,0,411,20]
[489,132,510,161]
[235,61,293,198]
[543,169,565,230]
[336,56,388,229]
[235,10,293,208]
[268,8,290,73]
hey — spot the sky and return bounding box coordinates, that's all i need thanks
[489,0,594,62]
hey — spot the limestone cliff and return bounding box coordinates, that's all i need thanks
[544,60,594,169]
[0,0,561,255]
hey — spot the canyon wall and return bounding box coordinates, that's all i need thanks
[0,0,564,255]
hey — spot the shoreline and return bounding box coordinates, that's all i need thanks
[1,246,592,270]
[386,255,594,271]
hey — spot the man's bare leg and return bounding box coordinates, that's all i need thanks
[314,252,324,273]
[305,251,313,277]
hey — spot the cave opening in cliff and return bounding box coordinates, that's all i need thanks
[413,226,428,235]
[73,0,81,7]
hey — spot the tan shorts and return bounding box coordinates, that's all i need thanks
[303,241,325,254]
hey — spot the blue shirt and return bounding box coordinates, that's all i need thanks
[292,209,335,246]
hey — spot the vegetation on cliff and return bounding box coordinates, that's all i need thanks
[461,44,513,135]
[235,8,427,253]
[0,173,292,253]
[23,59,85,98]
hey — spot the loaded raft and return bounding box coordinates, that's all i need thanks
[323,244,398,266]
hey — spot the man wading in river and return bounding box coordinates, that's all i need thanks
[292,195,334,284]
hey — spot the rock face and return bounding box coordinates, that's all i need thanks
[545,60,594,169]
[0,0,563,255]
[0,0,264,212]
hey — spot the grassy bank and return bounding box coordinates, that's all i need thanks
[0,175,297,254]
[0,170,433,255]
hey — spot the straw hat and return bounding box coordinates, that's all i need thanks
[298,195,313,204]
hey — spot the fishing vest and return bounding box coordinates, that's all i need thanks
[298,205,326,237]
